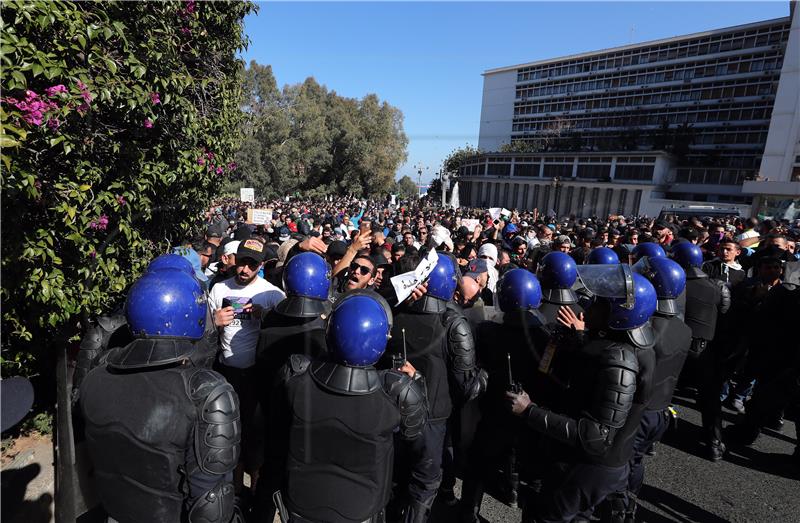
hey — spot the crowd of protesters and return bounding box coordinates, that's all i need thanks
[75,192,799,523]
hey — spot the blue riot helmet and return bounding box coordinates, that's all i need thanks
[578,264,657,346]
[498,268,542,312]
[427,253,458,302]
[632,256,686,316]
[670,241,704,269]
[587,247,619,265]
[276,252,332,318]
[608,273,657,331]
[327,291,392,367]
[147,253,195,276]
[126,269,206,340]
[538,251,578,305]
[631,242,665,263]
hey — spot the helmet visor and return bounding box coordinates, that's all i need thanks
[576,264,635,310]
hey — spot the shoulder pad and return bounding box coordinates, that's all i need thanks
[97,313,127,334]
[186,369,241,475]
[445,314,477,373]
[602,344,639,374]
[592,345,639,429]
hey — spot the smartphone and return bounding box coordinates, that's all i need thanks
[222,297,251,320]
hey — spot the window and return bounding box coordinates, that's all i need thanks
[522,185,530,209]
[504,183,511,207]
[590,188,600,216]
[564,186,575,215]
[532,184,541,210]
[633,190,643,215]
[618,189,628,215]
[578,187,587,215]
[543,186,551,212]
[614,165,653,181]
[603,189,614,217]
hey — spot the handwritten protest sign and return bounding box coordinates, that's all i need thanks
[390,248,438,305]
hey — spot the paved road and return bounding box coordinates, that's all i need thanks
[431,393,798,522]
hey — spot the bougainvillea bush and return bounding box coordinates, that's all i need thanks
[1,0,256,375]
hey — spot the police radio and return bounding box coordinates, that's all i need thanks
[392,328,408,369]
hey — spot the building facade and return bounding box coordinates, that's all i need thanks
[464,10,799,218]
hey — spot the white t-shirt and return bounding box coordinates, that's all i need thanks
[208,275,285,368]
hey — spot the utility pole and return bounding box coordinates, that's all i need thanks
[440,170,447,208]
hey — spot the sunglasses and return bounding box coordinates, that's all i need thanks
[350,263,372,276]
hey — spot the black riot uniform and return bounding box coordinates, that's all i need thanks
[269,355,427,523]
[386,294,487,523]
[522,329,656,523]
[682,265,729,361]
[624,312,691,518]
[539,284,584,327]
[459,308,558,521]
[79,338,241,523]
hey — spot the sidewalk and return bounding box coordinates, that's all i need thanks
[1,433,55,523]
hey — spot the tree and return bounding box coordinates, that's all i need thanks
[442,144,481,174]
[426,178,443,204]
[394,175,418,199]
[234,65,409,198]
[1,0,256,375]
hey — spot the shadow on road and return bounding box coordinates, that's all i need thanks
[723,445,800,481]
[638,484,728,523]
[0,463,53,523]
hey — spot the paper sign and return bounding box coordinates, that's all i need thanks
[462,219,480,232]
[390,248,439,305]
[240,188,255,202]
[246,208,273,225]
[488,208,502,221]
[500,208,511,218]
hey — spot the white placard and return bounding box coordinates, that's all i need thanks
[240,188,255,202]
[461,219,480,232]
[390,248,439,305]
[500,208,511,218]
[488,208,502,221]
[247,208,272,225]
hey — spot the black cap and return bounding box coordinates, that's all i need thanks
[327,240,348,259]
[237,238,267,263]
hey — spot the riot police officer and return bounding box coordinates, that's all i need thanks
[253,252,331,520]
[386,253,486,523]
[507,266,657,523]
[459,268,551,522]
[537,251,583,325]
[631,242,666,264]
[624,256,692,519]
[267,291,427,523]
[671,241,730,389]
[80,258,241,523]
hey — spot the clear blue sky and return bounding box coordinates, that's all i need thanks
[242,1,790,184]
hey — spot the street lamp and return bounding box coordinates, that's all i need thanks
[413,163,429,199]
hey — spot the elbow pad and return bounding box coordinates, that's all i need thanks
[188,481,235,523]
[383,370,428,440]
[188,369,242,476]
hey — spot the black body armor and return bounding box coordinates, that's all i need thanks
[648,315,692,410]
[275,355,426,523]
[79,339,241,523]
[683,270,727,341]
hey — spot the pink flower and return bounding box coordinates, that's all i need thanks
[88,250,97,260]
[47,118,60,130]
[89,215,109,231]
[185,0,196,13]
[77,80,88,91]
[22,111,44,126]
[149,92,161,105]
[180,26,191,35]
[2,97,19,105]
[215,166,224,175]
[77,103,90,113]
[116,195,126,206]
[197,157,205,166]
[206,151,215,160]
[80,90,93,103]
[227,162,237,171]
[45,85,68,97]
[24,90,39,101]
[143,118,153,128]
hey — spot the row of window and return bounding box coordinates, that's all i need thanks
[513,78,777,115]
[675,168,754,185]
[512,104,774,132]
[513,127,770,147]
[518,50,783,94]
[459,162,655,182]
[515,55,783,99]
[516,24,789,81]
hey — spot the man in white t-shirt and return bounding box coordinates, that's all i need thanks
[208,238,285,492]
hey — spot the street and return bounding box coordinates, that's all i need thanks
[433,392,799,523]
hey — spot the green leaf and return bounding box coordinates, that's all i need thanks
[31,63,43,77]
[11,70,26,87]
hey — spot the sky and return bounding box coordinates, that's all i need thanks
[242,1,790,185]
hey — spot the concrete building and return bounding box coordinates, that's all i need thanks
[460,7,799,218]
